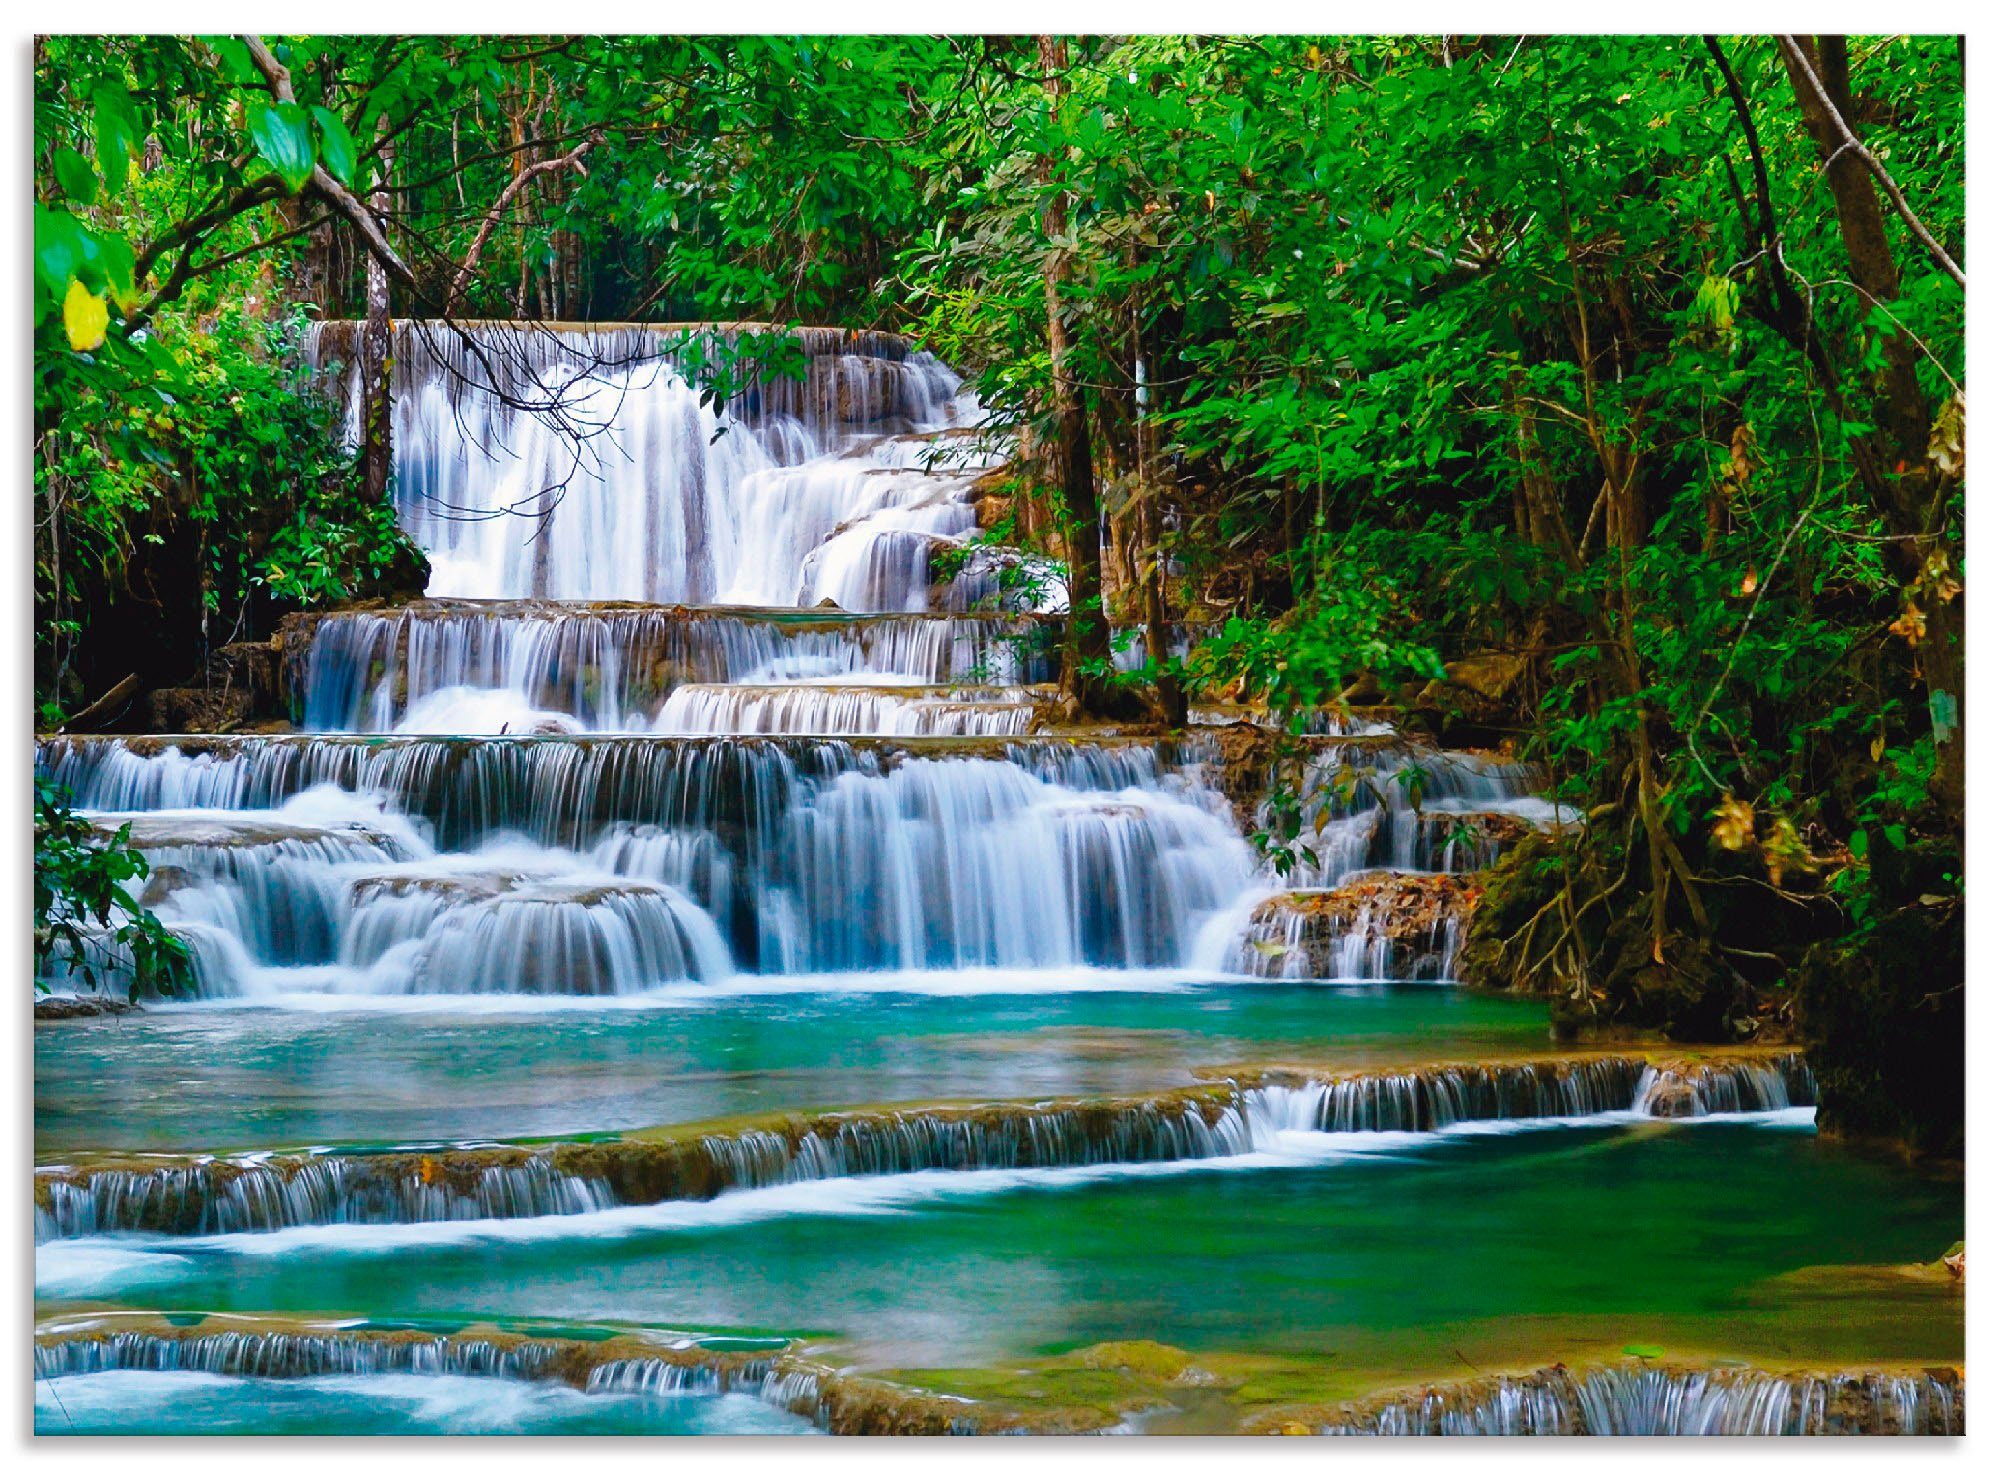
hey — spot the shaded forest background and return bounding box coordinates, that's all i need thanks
[32,34,1964,1152]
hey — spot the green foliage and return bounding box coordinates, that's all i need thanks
[247,99,318,193]
[27,35,1964,995]
[1185,532,1447,716]
[35,296,414,711]
[34,37,441,714]
[33,776,190,999]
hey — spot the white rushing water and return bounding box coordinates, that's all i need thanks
[38,321,1575,997]
[311,322,1028,612]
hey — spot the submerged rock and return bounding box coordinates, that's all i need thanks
[33,994,138,1021]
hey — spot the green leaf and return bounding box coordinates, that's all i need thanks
[311,106,358,186]
[204,36,263,85]
[33,206,91,300]
[1622,1344,1665,1360]
[96,231,139,314]
[93,84,139,193]
[53,147,98,205]
[247,99,317,194]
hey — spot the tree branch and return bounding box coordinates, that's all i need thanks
[240,33,424,298]
[1775,33,1965,289]
[445,132,600,314]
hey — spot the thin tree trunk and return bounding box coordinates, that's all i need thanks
[1131,307,1185,726]
[1038,36,1115,711]
[358,135,394,506]
[1778,34,1963,820]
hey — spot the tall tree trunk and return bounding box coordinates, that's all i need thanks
[358,136,395,506]
[1779,34,1963,822]
[1038,36,1115,711]
[1132,307,1185,727]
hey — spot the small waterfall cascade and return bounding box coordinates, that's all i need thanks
[34,1054,1817,1239]
[1285,1364,1964,1436]
[32,1322,1013,1434]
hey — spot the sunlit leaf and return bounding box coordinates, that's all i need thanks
[63,279,109,352]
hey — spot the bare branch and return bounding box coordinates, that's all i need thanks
[445,132,601,315]
[1775,34,1965,289]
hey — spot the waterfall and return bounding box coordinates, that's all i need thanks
[35,322,1607,994]
[36,1330,565,1382]
[1223,880,1471,981]
[306,322,1019,613]
[295,603,1067,732]
[652,684,1043,736]
[34,1055,1815,1238]
[41,734,1256,987]
[1295,1364,1963,1436]
[1273,744,1573,884]
[32,1321,1001,1434]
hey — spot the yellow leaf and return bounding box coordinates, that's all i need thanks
[1870,734,1886,762]
[63,279,108,352]
[1738,569,1758,596]
[1712,794,1755,852]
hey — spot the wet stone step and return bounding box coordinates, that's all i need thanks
[33,1315,1063,1435]
[34,1051,1815,1238]
[1254,1363,1964,1437]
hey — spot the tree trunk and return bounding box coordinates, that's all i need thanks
[1778,34,1963,821]
[1132,323,1185,727]
[358,137,395,507]
[1038,35,1115,711]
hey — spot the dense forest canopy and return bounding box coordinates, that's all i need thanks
[33,34,1963,1148]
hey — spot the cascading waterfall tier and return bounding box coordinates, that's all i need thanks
[32,1320,1064,1435]
[33,1052,1816,1238]
[652,684,1044,737]
[1270,743,1572,884]
[305,321,1043,613]
[40,734,1256,983]
[1222,874,1476,982]
[1267,1363,1963,1436]
[290,602,1077,732]
[40,731,1616,983]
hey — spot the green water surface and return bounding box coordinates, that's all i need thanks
[36,982,1549,1153]
[40,1119,1961,1384]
